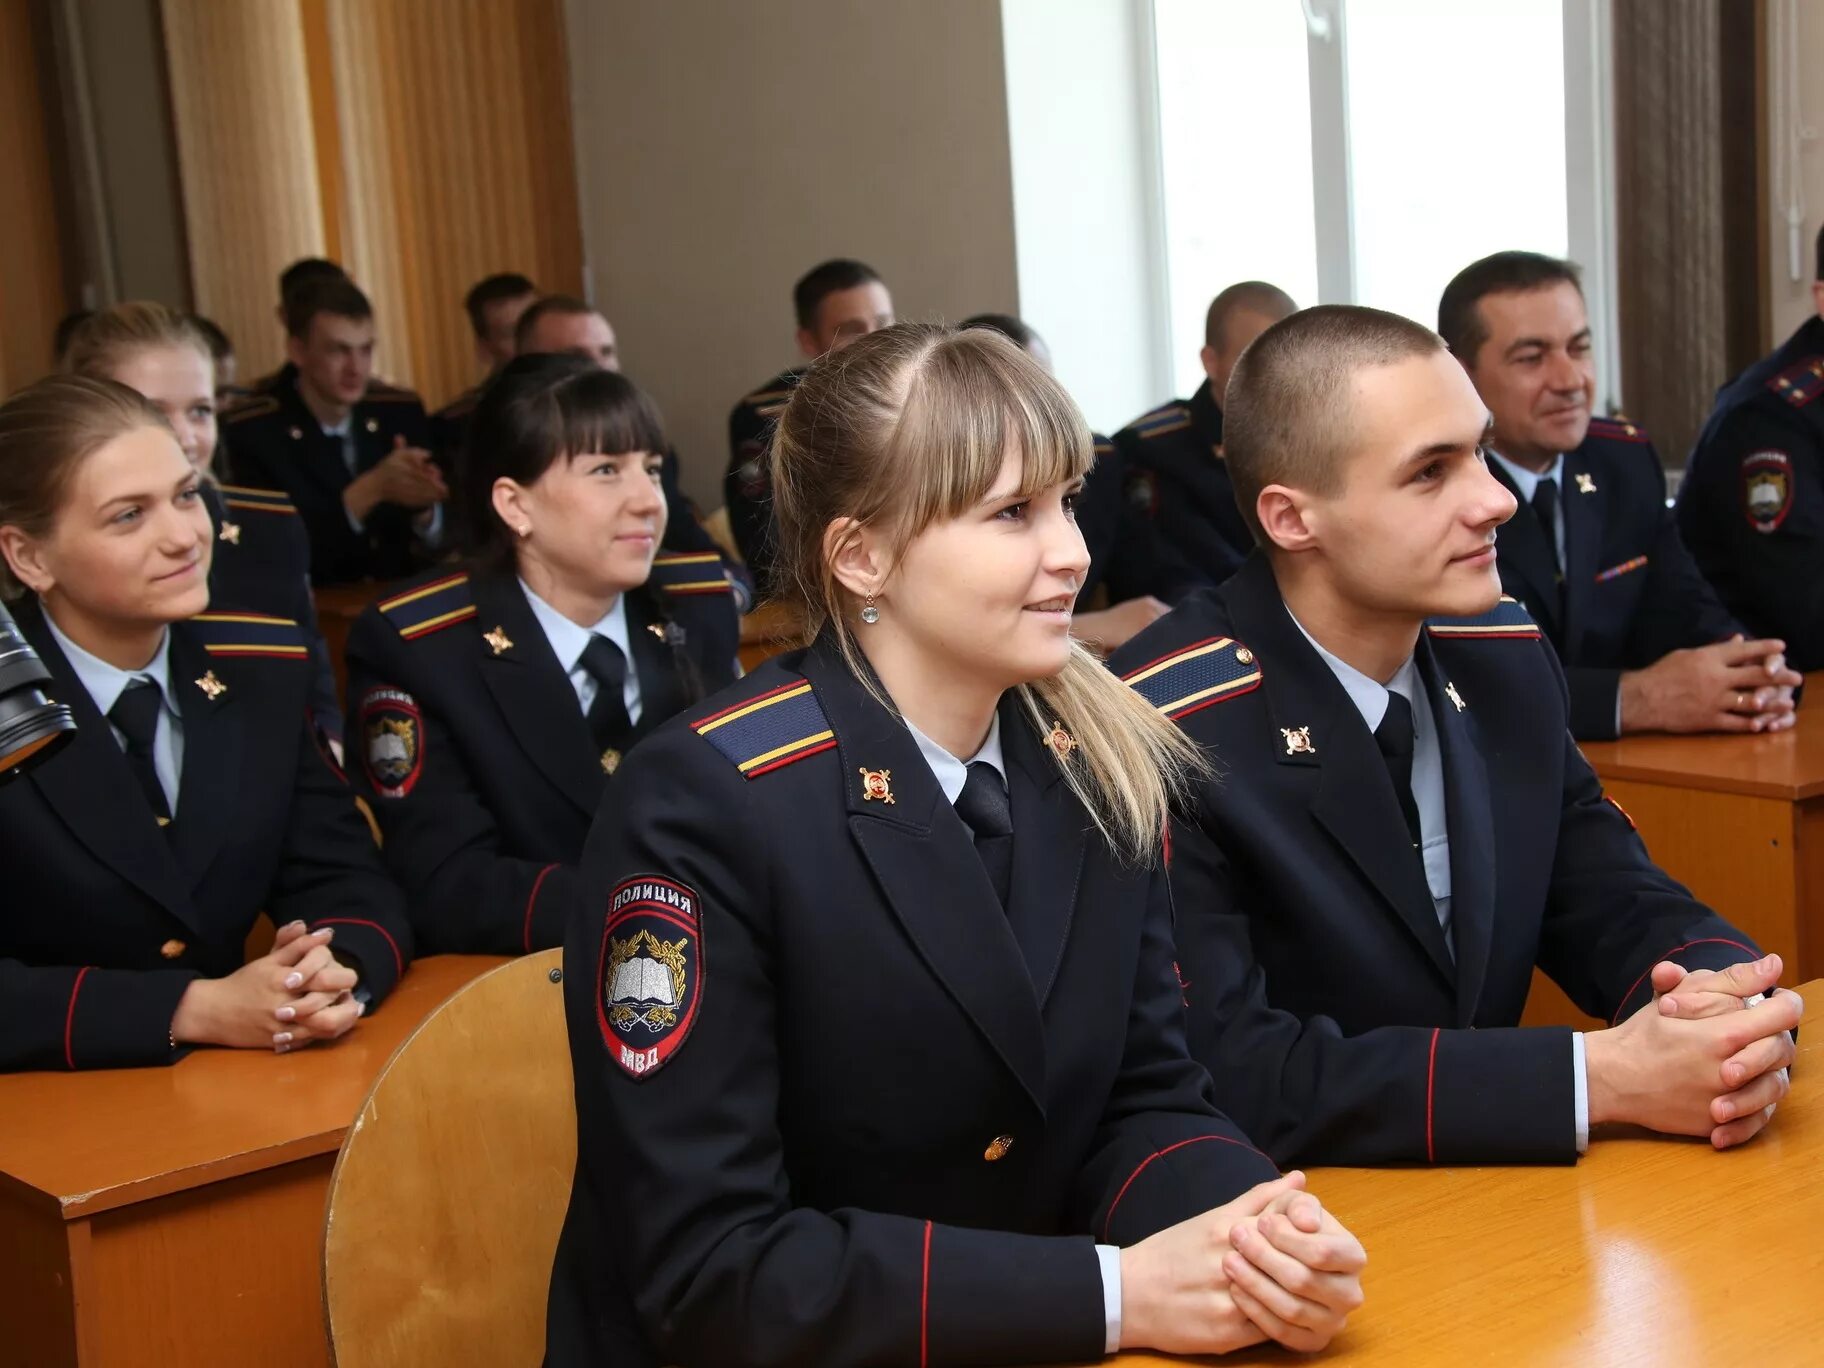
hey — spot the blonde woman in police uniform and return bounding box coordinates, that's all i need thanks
[546,325,1366,1366]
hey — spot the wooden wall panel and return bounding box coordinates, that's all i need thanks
[325,0,583,409]
[0,0,69,394]
[161,0,329,382]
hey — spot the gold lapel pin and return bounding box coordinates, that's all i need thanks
[647,622,668,641]
[288,425,303,441]
[859,767,895,804]
[365,417,380,434]
[1280,725,1316,756]
[482,625,514,656]
[195,670,227,700]
[1046,720,1078,760]
[1574,472,1598,494]
[1445,681,1466,712]
[600,748,622,775]
[218,521,242,546]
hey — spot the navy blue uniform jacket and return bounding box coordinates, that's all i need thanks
[0,601,412,1072]
[1489,417,1742,739]
[1110,555,1760,1166]
[345,560,739,955]
[545,641,1280,1366]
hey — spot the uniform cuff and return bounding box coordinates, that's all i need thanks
[1096,1243,1122,1353]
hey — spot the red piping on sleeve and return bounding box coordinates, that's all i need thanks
[1425,1027,1440,1163]
[1101,1133,1265,1240]
[523,863,559,953]
[64,966,92,1070]
[313,917,405,977]
[919,1219,932,1368]
[1611,938,1756,1025]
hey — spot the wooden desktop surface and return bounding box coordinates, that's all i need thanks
[1099,977,1822,1367]
[0,955,505,1367]
[1579,671,1824,800]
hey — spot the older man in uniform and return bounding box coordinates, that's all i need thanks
[1440,251,1797,740]
[222,277,444,585]
[1110,304,1799,1170]
[1679,223,1824,670]
[1114,281,1298,583]
[723,259,895,595]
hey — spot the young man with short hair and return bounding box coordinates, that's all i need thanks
[224,278,444,585]
[1114,281,1298,583]
[1440,251,1796,739]
[724,259,895,593]
[1109,304,1799,1168]
[431,273,539,462]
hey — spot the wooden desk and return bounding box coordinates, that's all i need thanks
[312,583,385,703]
[1100,977,1822,1366]
[1517,674,1824,1028]
[738,599,802,673]
[0,955,505,1368]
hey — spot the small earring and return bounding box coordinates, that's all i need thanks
[516,525,531,539]
[860,593,880,625]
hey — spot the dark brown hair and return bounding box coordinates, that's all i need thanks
[284,277,372,340]
[457,352,668,570]
[513,295,599,354]
[0,375,170,598]
[465,272,537,338]
[1436,251,1583,363]
[1225,304,1445,544]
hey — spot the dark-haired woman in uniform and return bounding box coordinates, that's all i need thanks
[63,302,345,748]
[0,376,413,1072]
[344,353,739,955]
[545,325,1367,1366]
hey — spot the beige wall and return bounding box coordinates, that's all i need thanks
[1767,0,1824,343]
[563,0,1020,509]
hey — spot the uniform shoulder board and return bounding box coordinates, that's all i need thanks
[216,484,298,516]
[649,552,732,596]
[1425,596,1541,640]
[364,380,424,405]
[221,395,280,425]
[1093,436,1115,458]
[189,611,309,659]
[1131,402,1193,440]
[690,674,834,778]
[1586,415,1650,444]
[1121,635,1261,721]
[1767,358,1824,409]
[376,572,477,641]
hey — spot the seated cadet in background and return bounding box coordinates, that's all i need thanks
[63,303,344,746]
[959,313,1206,650]
[345,354,738,955]
[241,257,351,398]
[1679,222,1824,670]
[429,271,538,468]
[548,324,1365,1367]
[1110,305,1800,1168]
[52,309,95,368]
[0,376,413,1072]
[1439,251,1797,740]
[724,257,895,595]
[223,278,446,586]
[189,313,243,407]
[1115,281,1297,584]
[516,295,752,608]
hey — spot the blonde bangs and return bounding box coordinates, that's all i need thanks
[880,329,1093,542]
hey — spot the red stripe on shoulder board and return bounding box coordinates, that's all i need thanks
[1101,1133,1265,1240]
[743,737,837,778]
[692,678,805,729]
[1119,635,1230,681]
[919,1219,932,1368]
[64,966,93,1070]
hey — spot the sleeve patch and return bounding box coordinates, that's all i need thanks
[596,876,704,1079]
[359,687,424,798]
[1742,451,1794,533]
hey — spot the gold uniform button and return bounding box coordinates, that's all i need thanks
[983,1135,1014,1162]
[1235,647,1254,665]
[159,939,186,960]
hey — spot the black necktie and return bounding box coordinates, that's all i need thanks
[580,635,634,753]
[1531,477,1562,574]
[110,677,171,823]
[954,761,1013,910]
[1373,690,1422,852]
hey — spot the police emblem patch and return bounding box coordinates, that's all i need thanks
[359,687,424,798]
[596,875,703,1079]
[1742,451,1793,533]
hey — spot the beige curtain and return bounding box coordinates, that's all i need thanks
[0,0,70,393]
